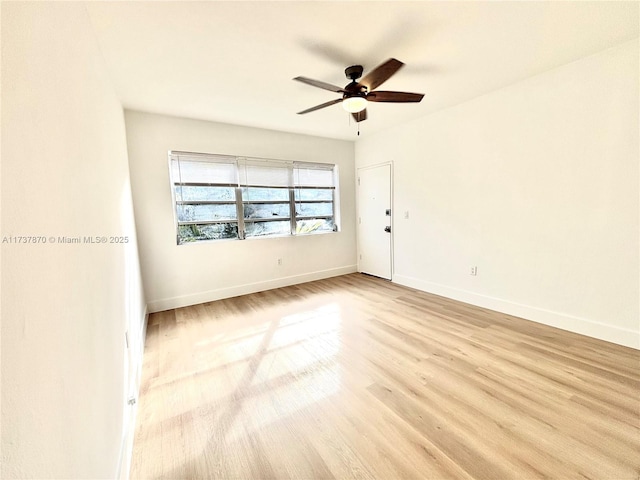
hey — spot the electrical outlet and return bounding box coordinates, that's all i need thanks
[470,266,477,276]
[277,258,282,266]
[404,211,409,219]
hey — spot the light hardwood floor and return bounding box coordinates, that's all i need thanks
[131,273,640,479]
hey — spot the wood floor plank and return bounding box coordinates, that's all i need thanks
[130,273,640,479]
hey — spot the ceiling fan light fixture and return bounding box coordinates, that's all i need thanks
[342,96,367,113]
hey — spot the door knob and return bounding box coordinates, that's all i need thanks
[384,226,391,233]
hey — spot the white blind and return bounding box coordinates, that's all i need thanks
[238,159,292,187]
[169,152,336,188]
[170,152,237,185]
[293,163,335,188]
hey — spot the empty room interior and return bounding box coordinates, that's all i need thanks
[2,1,639,479]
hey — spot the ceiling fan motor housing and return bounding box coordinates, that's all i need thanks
[344,66,367,99]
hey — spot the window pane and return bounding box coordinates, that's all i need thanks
[245,221,290,238]
[178,223,238,243]
[296,218,335,234]
[177,204,237,222]
[295,188,333,201]
[175,186,235,202]
[242,187,289,202]
[244,203,290,219]
[295,202,333,217]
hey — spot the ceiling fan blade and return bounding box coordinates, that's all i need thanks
[297,98,343,115]
[367,91,424,103]
[352,109,367,123]
[360,58,404,91]
[293,76,345,93]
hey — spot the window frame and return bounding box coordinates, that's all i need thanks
[169,151,339,244]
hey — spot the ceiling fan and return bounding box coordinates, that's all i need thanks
[293,58,424,123]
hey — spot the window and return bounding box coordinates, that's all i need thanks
[293,165,336,235]
[169,151,338,244]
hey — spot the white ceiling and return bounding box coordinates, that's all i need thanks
[86,1,638,141]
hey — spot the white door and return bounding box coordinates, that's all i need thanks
[357,164,392,280]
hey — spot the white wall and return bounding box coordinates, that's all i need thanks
[356,40,639,349]
[1,3,146,478]
[124,111,356,312]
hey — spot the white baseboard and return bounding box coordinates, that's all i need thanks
[148,265,358,313]
[394,274,639,350]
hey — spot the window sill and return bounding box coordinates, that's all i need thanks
[176,229,340,246]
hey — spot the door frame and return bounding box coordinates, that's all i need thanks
[356,161,394,280]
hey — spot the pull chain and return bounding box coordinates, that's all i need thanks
[347,112,360,136]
